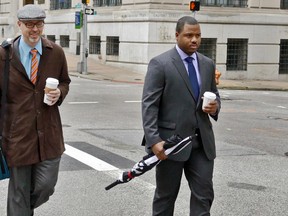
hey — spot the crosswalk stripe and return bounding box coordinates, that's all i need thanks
[124,101,141,103]
[64,144,118,171]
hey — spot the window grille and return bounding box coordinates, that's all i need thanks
[89,36,101,54]
[60,35,69,48]
[198,38,217,63]
[106,36,119,56]
[47,35,56,43]
[200,0,247,7]
[279,39,288,74]
[93,0,122,7]
[280,0,288,9]
[24,0,34,4]
[50,0,72,10]
[226,39,248,71]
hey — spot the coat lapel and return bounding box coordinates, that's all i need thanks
[11,37,54,86]
[37,38,53,82]
[11,37,28,79]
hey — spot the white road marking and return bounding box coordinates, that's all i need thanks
[64,144,156,191]
[64,144,118,171]
[124,101,141,103]
[277,106,286,109]
[68,101,99,104]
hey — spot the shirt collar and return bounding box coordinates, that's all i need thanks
[19,36,43,56]
[176,44,197,61]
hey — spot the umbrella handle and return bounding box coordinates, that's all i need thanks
[105,180,121,191]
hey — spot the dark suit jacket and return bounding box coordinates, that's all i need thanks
[142,47,220,161]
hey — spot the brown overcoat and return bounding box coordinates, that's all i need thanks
[0,36,71,167]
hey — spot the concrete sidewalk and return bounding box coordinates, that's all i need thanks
[65,52,288,91]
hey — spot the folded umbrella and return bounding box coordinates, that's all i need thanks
[105,134,195,190]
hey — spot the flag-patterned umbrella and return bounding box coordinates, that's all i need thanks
[105,134,196,190]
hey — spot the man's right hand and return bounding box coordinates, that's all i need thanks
[151,141,167,160]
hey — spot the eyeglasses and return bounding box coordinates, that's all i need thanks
[22,22,44,29]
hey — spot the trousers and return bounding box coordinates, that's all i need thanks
[152,138,214,216]
[7,157,61,216]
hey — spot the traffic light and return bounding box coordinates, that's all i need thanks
[82,0,90,4]
[189,1,200,11]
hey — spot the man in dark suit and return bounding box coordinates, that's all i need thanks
[142,16,221,216]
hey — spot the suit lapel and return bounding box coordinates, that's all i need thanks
[172,58,195,97]
[171,49,198,102]
[197,53,208,99]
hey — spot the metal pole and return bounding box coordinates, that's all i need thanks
[81,4,88,75]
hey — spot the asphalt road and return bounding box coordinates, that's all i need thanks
[0,76,287,216]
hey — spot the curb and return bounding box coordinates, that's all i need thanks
[218,85,288,91]
[69,72,145,84]
[68,72,288,91]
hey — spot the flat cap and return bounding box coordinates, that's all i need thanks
[17,4,46,21]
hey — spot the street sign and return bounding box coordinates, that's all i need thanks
[85,8,95,15]
[75,11,83,29]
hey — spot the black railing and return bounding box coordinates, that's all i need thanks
[89,36,101,54]
[226,39,248,71]
[60,35,69,48]
[198,38,217,63]
[106,36,119,56]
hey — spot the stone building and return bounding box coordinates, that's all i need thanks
[0,0,288,81]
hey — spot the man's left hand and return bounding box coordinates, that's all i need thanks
[46,88,61,106]
[202,100,218,115]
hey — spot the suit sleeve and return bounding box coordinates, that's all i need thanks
[142,58,165,149]
[209,62,221,121]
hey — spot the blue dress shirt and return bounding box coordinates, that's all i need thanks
[18,36,42,79]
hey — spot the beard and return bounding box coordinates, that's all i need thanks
[28,35,40,43]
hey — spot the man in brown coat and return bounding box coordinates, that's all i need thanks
[0,4,70,216]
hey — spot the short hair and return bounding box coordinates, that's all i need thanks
[176,16,198,33]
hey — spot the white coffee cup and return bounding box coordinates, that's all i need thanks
[44,78,59,105]
[202,91,216,109]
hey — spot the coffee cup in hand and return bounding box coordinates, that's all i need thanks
[44,78,59,105]
[202,92,216,110]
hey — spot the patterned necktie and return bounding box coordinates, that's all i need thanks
[30,49,38,85]
[185,57,199,101]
